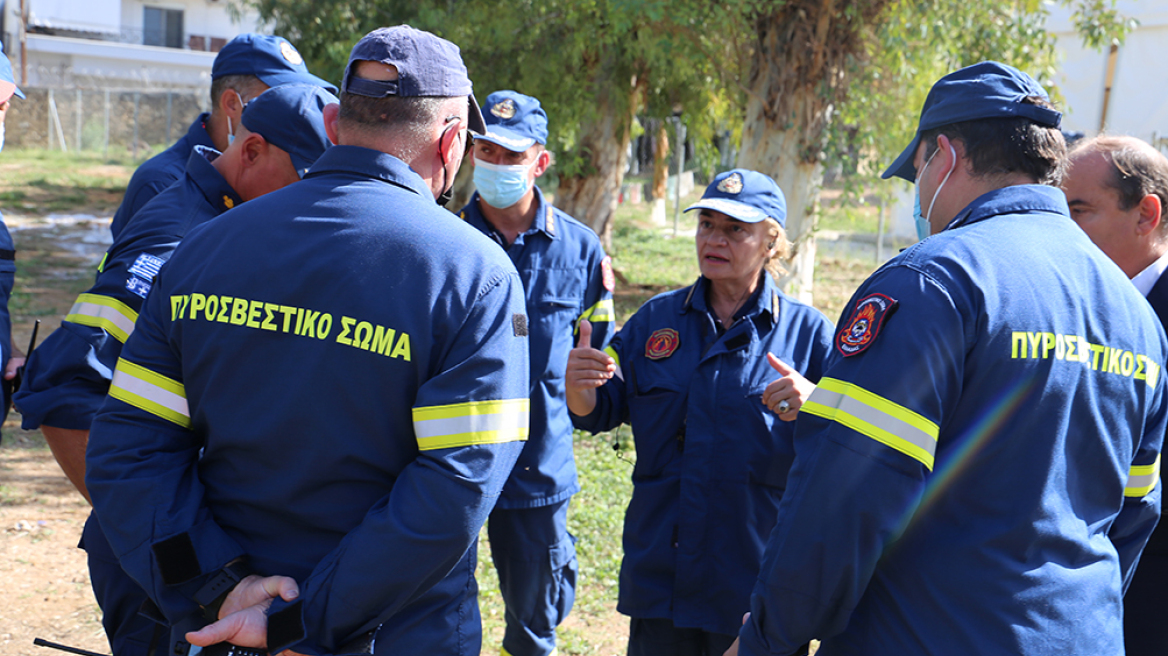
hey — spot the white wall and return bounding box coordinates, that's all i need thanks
[120,0,260,40]
[1049,1,1168,146]
[26,0,122,34]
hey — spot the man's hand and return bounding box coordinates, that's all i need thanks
[565,320,615,416]
[5,355,24,380]
[186,575,299,650]
[217,574,299,619]
[761,354,816,422]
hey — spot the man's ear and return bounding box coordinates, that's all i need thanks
[323,103,340,145]
[220,88,245,121]
[1136,193,1163,237]
[438,119,463,162]
[533,149,551,178]
[240,133,267,168]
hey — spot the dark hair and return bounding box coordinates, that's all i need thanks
[1084,136,1168,214]
[209,74,266,114]
[338,92,451,136]
[920,96,1067,186]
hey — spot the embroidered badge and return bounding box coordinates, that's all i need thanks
[601,256,615,292]
[223,195,235,210]
[279,41,303,66]
[127,253,165,281]
[717,172,744,194]
[646,328,680,360]
[491,98,517,120]
[836,293,898,357]
[125,276,152,299]
[513,313,529,337]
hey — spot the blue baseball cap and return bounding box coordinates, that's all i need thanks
[341,25,486,135]
[685,169,788,227]
[476,91,548,152]
[883,61,1061,182]
[212,34,337,95]
[241,84,338,177]
[0,40,23,101]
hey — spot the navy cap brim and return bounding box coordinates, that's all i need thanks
[475,124,537,152]
[684,198,769,223]
[258,70,338,95]
[883,133,921,182]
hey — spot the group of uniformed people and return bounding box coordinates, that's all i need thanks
[1,19,1166,656]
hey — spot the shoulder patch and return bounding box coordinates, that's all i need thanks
[836,293,898,357]
[127,253,165,281]
[601,256,615,292]
[646,328,679,360]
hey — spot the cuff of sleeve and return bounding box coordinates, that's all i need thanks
[267,599,308,655]
[569,398,605,432]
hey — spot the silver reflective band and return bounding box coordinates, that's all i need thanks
[67,293,138,343]
[413,399,530,450]
[109,359,191,429]
[803,379,938,470]
[1126,455,1161,498]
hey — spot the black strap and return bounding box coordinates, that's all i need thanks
[194,560,254,621]
[0,249,14,261]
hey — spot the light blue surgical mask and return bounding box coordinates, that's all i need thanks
[912,143,955,241]
[0,122,6,154]
[474,157,533,209]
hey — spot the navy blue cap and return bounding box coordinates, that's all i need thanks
[476,91,548,152]
[212,34,337,95]
[0,40,23,101]
[685,169,787,227]
[341,25,486,135]
[241,84,338,177]
[883,61,1061,182]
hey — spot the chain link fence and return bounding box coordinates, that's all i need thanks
[5,67,209,158]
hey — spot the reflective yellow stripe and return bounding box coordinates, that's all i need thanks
[1126,454,1161,498]
[603,346,620,367]
[578,298,615,325]
[97,252,108,273]
[413,398,529,450]
[802,377,939,470]
[66,293,139,343]
[108,358,190,429]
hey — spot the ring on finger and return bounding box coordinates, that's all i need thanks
[777,400,790,413]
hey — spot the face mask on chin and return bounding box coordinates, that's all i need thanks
[474,157,534,209]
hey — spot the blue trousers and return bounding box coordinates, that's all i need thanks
[81,512,166,656]
[627,617,736,656]
[487,500,577,656]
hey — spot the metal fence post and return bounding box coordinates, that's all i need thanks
[133,91,141,160]
[103,89,110,158]
[166,90,172,143]
[75,88,83,151]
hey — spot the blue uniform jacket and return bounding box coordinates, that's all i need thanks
[86,146,530,656]
[15,146,239,430]
[460,188,614,508]
[739,185,1168,656]
[0,213,15,421]
[573,274,834,635]
[109,113,214,239]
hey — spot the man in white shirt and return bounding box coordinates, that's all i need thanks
[1063,133,1168,655]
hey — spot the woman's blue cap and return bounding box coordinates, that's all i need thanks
[685,169,787,228]
[883,61,1061,182]
[0,40,24,101]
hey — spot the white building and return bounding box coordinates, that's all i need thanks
[1048,0,1168,148]
[1,0,263,89]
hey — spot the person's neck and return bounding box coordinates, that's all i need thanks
[708,274,760,328]
[479,190,538,246]
[204,111,231,153]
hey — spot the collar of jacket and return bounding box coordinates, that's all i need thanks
[185,145,242,213]
[946,184,1069,232]
[304,145,434,200]
[682,272,780,325]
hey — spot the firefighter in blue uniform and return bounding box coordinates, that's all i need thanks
[108,33,335,240]
[458,90,614,656]
[567,170,833,656]
[730,62,1168,656]
[0,39,25,424]
[86,26,528,656]
[16,83,335,656]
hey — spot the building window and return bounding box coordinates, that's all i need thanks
[143,7,183,48]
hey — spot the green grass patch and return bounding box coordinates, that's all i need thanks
[0,148,135,216]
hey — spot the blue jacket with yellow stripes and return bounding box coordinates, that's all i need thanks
[0,213,15,423]
[15,146,239,430]
[108,113,214,239]
[86,145,529,656]
[460,188,614,508]
[572,273,834,636]
[738,185,1168,656]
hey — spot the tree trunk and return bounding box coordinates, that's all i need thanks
[651,120,669,200]
[736,0,892,304]
[555,81,639,250]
